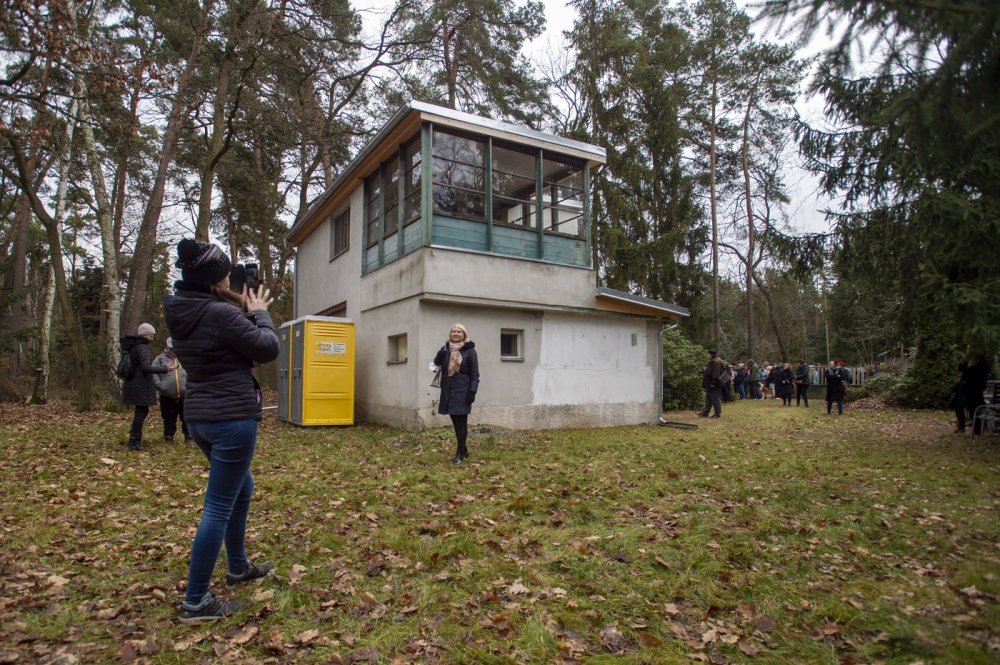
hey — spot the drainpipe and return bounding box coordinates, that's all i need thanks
[657,321,680,424]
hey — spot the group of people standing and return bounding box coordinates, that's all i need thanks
[120,326,190,450]
[700,352,853,418]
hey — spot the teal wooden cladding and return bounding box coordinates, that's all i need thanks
[492,224,539,260]
[402,221,422,254]
[431,216,488,251]
[543,233,589,265]
[364,246,378,273]
[383,232,400,263]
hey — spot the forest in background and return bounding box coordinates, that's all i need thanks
[1,0,997,409]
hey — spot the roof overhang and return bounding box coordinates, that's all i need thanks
[286,101,608,247]
[593,287,689,319]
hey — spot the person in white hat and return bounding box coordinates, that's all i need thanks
[119,323,173,450]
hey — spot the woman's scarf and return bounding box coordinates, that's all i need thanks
[448,341,464,376]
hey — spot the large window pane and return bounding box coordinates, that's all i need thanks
[542,155,584,236]
[365,172,380,247]
[383,159,400,237]
[403,137,421,224]
[432,129,485,220]
[492,144,536,227]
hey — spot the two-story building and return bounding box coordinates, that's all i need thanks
[286,101,688,430]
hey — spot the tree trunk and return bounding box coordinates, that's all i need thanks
[708,65,720,346]
[195,49,234,240]
[29,265,55,404]
[122,23,207,335]
[751,271,787,361]
[78,95,123,383]
[742,98,755,360]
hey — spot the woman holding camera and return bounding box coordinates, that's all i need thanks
[164,239,280,622]
[433,323,479,464]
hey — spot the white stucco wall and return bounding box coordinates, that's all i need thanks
[531,312,654,405]
[294,185,365,319]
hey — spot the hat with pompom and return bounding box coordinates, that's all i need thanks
[175,238,231,285]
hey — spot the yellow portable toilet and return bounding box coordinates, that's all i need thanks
[277,316,355,425]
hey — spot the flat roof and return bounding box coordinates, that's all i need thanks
[286,101,607,246]
[594,287,690,318]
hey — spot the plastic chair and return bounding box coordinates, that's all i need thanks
[971,403,1000,436]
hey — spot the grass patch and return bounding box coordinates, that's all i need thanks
[0,399,998,663]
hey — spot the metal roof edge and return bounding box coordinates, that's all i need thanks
[594,287,690,318]
[408,101,607,161]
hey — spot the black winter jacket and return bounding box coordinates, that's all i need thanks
[120,335,166,406]
[434,341,479,415]
[795,363,810,385]
[163,282,280,423]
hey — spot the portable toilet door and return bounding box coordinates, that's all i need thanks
[277,324,292,422]
[287,316,355,425]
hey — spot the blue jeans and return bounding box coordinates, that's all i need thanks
[184,419,258,605]
[737,383,747,400]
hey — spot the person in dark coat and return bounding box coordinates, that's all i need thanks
[794,360,811,407]
[734,364,748,400]
[120,323,171,450]
[433,323,480,464]
[953,353,990,434]
[777,362,794,406]
[825,361,845,415]
[746,359,761,399]
[698,349,725,418]
[164,238,280,623]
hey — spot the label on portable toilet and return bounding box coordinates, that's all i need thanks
[317,341,347,356]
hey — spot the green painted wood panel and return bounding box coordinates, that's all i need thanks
[543,234,589,266]
[402,221,423,254]
[492,225,540,259]
[431,216,489,251]
[364,246,379,273]
[383,232,400,262]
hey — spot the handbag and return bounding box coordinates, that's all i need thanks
[430,367,442,388]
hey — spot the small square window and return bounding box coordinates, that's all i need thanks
[387,333,407,363]
[500,329,523,361]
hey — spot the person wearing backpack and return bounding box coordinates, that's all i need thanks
[120,323,172,451]
[720,362,734,403]
[152,337,190,444]
[794,359,811,407]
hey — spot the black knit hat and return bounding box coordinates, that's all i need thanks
[176,238,232,285]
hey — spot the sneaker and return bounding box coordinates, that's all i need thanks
[178,595,243,623]
[226,561,275,586]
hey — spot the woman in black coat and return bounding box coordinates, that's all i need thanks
[433,323,479,464]
[121,323,170,450]
[953,354,990,434]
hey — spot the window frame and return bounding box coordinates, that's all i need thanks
[387,333,408,364]
[500,328,524,361]
[431,127,487,222]
[329,208,350,260]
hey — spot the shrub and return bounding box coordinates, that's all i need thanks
[864,371,902,398]
[885,331,960,408]
[662,328,705,410]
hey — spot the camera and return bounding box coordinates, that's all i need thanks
[229,263,259,292]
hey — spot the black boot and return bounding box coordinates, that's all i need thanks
[128,434,145,451]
